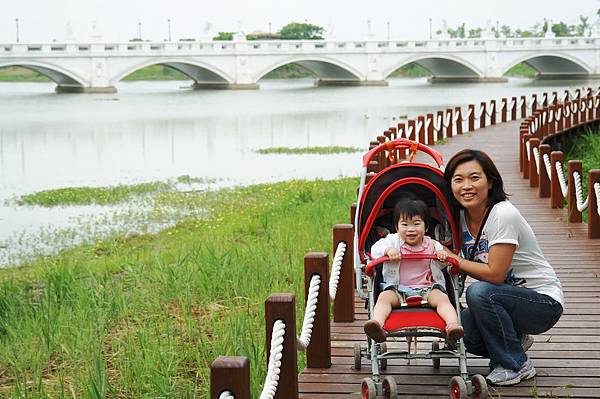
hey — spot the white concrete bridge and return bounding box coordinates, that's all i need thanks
[1,35,600,93]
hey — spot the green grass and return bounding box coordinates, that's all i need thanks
[505,63,536,78]
[15,182,173,207]
[0,66,51,82]
[389,63,430,78]
[0,177,358,397]
[255,146,363,155]
[564,127,600,222]
[122,65,190,81]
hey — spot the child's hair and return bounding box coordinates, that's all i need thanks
[392,198,430,230]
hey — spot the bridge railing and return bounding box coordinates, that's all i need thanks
[520,88,600,238]
[2,36,600,55]
[210,224,355,399]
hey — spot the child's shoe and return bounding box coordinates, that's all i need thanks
[364,320,387,343]
[445,322,464,341]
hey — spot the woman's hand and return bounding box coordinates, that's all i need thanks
[436,250,463,266]
[384,247,402,261]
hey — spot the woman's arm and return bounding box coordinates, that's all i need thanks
[446,243,516,284]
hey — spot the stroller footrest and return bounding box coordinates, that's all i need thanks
[383,308,446,333]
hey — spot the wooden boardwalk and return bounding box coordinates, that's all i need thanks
[298,120,600,398]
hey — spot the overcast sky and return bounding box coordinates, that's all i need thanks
[2,0,599,43]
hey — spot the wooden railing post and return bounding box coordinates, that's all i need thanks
[265,293,298,399]
[551,151,564,209]
[529,138,540,188]
[211,357,251,399]
[376,136,386,169]
[568,160,583,223]
[539,144,551,198]
[519,127,528,172]
[572,100,580,126]
[531,94,538,112]
[417,115,426,143]
[548,105,556,135]
[397,123,406,160]
[426,113,434,145]
[580,99,588,124]
[564,101,572,130]
[304,253,331,369]
[541,110,548,137]
[436,110,444,141]
[446,108,454,138]
[479,102,486,129]
[490,100,497,125]
[564,89,570,103]
[333,225,354,322]
[501,98,508,122]
[520,95,527,118]
[455,106,463,134]
[557,104,564,132]
[595,96,600,120]
[589,170,600,238]
[587,97,594,121]
[408,119,416,141]
[350,203,357,226]
[522,133,532,179]
[468,104,475,131]
[552,91,558,105]
[511,96,518,120]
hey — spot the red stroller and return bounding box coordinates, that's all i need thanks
[353,139,488,399]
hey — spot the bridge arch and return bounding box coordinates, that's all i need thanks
[254,57,363,82]
[111,59,233,85]
[0,61,87,87]
[383,54,483,80]
[502,53,591,77]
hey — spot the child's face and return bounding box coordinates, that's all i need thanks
[397,214,426,246]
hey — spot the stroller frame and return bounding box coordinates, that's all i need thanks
[353,139,488,399]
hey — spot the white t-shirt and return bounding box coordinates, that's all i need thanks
[461,200,564,307]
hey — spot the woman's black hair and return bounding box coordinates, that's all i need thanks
[392,198,430,230]
[443,149,509,208]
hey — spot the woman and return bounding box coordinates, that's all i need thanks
[441,149,564,386]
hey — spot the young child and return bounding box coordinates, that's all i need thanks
[363,198,464,343]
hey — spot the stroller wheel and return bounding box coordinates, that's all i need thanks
[449,376,467,399]
[361,378,376,399]
[431,341,440,369]
[354,343,362,370]
[471,374,489,399]
[379,343,388,370]
[382,376,398,399]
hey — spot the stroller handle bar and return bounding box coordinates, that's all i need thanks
[365,254,460,276]
[362,138,444,168]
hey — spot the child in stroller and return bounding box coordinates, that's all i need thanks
[363,197,464,344]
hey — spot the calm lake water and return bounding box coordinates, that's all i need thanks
[0,77,596,265]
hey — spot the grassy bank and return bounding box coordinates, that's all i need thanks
[0,178,357,397]
[564,127,600,221]
[0,67,50,82]
[255,146,362,154]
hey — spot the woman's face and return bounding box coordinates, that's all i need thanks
[450,160,491,211]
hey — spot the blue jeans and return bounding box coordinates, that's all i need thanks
[461,281,563,371]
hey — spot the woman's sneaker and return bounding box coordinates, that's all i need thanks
[486,357,536,386]
[364,320,387,343]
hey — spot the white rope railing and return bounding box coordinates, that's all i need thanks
[556,106,562,120]
[415,120,423,135]
[542,110,547,124]
[476,106,485,121]
[425,118,431,131]
[573,171,589,212]
[260,320,286,399]
[595,183,600,216]
[464,107,473,121]
[525,140,531,161]
[453,111,461,124]
[563,91,570,103]
[555,161,569,198]
[564,105,571,117]
[595,97,600,108]
[297,275,321,350]
[433,114,443,131]
[571,102,578,113]
[548,109,554,123]
[533,146,540,174]
[519,97,526,109]
[406,125,414,139]
[551,92,558,104]
[219,392,234,399]
[329,242,347,302]
[443,112,452,128]
[542,153,552,180]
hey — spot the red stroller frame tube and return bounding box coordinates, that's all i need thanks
[362,138,444,168]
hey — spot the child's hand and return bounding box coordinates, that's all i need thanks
[385,247,402,261]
